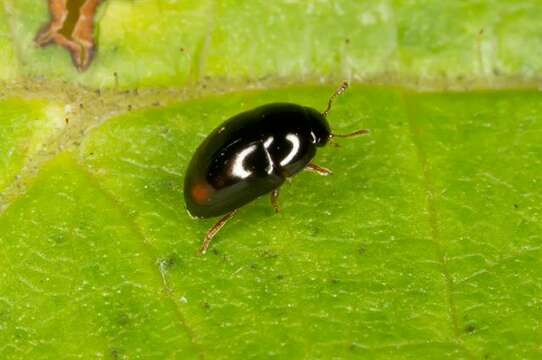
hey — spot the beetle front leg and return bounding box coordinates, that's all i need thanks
[270,188,280,213]
[305,163,332,176]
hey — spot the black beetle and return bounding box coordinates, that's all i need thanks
[184,82,368,254]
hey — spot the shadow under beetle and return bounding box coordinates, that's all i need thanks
[184,82,368,254]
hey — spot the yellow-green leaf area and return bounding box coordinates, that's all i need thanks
[0,4,18,80]
[0,99,64,194]
[3,1,542,87]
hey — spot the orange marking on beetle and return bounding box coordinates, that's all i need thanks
[191,182,211,204]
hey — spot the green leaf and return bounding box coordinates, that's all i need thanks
[3,0,542,87]
[0,5,18,80]
[1,0,542,358]
[1,86,541,358]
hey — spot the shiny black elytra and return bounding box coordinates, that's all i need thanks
[184,82,368,254]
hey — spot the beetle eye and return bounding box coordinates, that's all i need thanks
[310,131,317,144]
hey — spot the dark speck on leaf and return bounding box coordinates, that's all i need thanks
[464,323,476,333]
[202,302,211,310]
[14,328,28,339]
[276,274,284,280]
[349,343,361,352]
[513,204,519,209]
[358,245,366,256]
[51,233,66,244]
[110,348,122,360]
[161,254,179,270]
[260,250,279,259]
[116,313,130,327]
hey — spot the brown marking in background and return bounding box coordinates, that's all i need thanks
[35,0,103,72]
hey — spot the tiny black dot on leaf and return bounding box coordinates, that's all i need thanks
[309,226,320,236]
[109,348,122,360]
[161,254,179,270]
[116,313,130,327]
[464,323,476,333]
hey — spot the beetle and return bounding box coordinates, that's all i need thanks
[184,81,368,254]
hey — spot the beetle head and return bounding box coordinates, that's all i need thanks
[303,106,331,147]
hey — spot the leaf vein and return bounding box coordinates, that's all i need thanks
[75,161,205,358]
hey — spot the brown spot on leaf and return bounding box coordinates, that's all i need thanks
[35,0,104,71]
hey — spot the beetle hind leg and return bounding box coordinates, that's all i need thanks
[198,209,238,255]
[270,188,280,213]
[305,163,332,176]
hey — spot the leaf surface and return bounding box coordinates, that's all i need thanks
[1,0,542,358]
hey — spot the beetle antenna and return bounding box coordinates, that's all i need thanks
[331,129,370,138]
[322,80,349,117]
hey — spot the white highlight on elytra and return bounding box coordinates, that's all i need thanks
[263,136,274,174]
[280,133,300,167]
[231,144,257,179]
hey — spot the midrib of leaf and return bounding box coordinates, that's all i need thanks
[72,160,203,356]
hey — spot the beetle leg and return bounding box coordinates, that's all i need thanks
[270,188,280,213]
[198,209,238,255]
[331,129,370,138]
[305,163,332,176]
